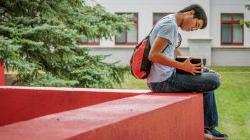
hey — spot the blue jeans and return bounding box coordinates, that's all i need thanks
[148,71,220,128]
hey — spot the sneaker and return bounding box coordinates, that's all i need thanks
[204,128,228,140]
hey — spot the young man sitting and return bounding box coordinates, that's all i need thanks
[147,4,228,140]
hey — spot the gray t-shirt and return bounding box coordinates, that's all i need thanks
[147,14,179,83]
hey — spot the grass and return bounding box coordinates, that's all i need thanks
[117,66,250,140]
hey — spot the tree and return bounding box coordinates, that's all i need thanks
[0,0,131,88]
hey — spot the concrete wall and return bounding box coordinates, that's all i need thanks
[88,47,250,66]
[87,47,188,65]
[211,47,250,66]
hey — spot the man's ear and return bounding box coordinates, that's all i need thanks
[188,10,195,15]
[183,10,194,16]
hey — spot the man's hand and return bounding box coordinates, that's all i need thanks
[203,67,211,73]
[180,57,202,75]
[203,67,222,79]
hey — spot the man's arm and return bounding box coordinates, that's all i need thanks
[148,36,201,75]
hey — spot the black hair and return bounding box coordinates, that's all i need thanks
[178,4,207,29]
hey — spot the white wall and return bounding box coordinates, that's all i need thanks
[88,47,250,66]
[212,47,250,66]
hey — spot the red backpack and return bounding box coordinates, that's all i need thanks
[130,35,152,79]
[130,32,182,79]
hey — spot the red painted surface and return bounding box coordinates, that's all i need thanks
[0,87,141,126]
[0,87,204,140]
[0,61,4,85]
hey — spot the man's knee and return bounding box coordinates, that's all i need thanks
[207,73,221,90]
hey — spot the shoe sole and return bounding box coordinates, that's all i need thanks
[204,133,215,140]
[204,134,228,140]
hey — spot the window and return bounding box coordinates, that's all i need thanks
[80,37,100,45]
[221,14,244,45]
[115,13,138,45]
[153,13,171,25]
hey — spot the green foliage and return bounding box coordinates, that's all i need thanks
[0,0,131,88]
[243,2,250,29]
[246,4,250,10]
[241,19,250,29]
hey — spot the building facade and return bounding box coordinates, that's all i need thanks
[83,0,250,66]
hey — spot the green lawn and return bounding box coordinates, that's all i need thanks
[118,67,250,140]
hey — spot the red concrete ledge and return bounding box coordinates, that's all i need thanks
[0,86,204,140]
[0,86,148,126]
[0,86,150,93]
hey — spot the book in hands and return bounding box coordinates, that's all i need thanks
[175,56,206,75]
